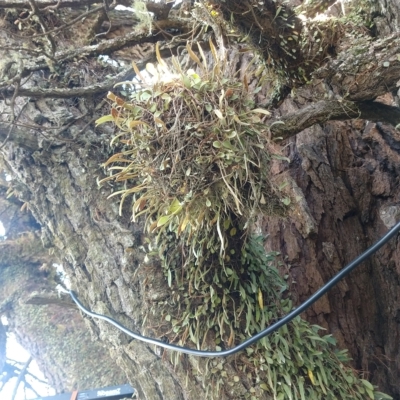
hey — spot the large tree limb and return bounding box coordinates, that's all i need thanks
[214,1,400,100]
[270,100,400,139]
[2,82,117,99]
[1,67,131,99]
[0,41,188,99]
[213,0,304,77]
[19,18,190,76]
[0,0,132,8]
[314,33,400,101]
[54,17,188,60]
[25,294,76,308]
[0,0,173,16]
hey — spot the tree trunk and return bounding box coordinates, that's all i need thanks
[263,116,400,397]
[0,220,128,393]
[1,1,400,399]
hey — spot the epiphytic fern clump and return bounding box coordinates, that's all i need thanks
[97,40,288,263]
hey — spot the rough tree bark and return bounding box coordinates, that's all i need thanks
[263,116,400,397]
[0,0,400,399]
[257,1,400,397]
[0,182,128,394]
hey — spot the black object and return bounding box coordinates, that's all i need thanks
[70,220,400,357]
[33,384,136,400]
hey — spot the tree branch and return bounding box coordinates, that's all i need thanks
[2,26,190,100]
[0,322,6,375]
[25,295,76,308]
[27,0,57,53]
[11,356,32,400]
[0,0,131,8]
[213,0,305,80]
[0,123,38,151]
[0,0,173,16]
[7,4,107,41]
[21,18,190,76]
[270,100,400,139]
[3,73,127,98]
[314,33,400,101]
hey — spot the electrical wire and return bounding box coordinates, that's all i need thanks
[69,220,400,357]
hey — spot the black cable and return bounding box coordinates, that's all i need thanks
[69,220,400,357]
